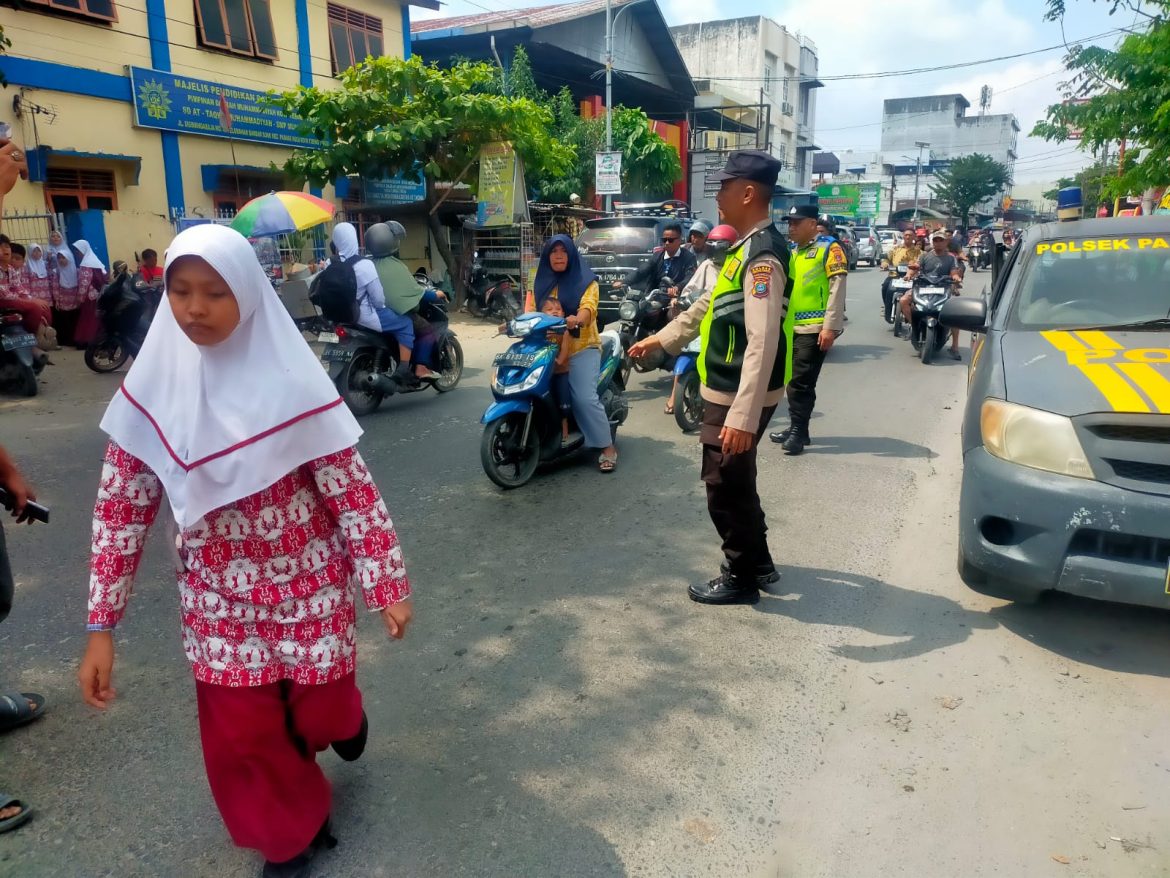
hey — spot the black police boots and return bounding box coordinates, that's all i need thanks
[769,426,810,454]
[688,571,761,605]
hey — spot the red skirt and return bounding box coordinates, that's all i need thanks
[73,299,101,347]
[195,673,364,863]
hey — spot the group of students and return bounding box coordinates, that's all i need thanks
[0,231,120,351]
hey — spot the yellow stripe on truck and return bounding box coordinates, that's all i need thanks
[1116,363,1170,413]
[1040,330,1153,413]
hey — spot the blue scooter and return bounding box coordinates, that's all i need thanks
[480,312,629,489]
[669,336,703,433]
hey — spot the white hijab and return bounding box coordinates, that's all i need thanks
[331,222,379,288]
[26,244,48,279]
[99,224,363,529]
[55,247,78,288]
[73,239,105,271]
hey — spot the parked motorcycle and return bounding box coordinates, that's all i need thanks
[908,275,954,364]
[319,297,464,416]
[617,285,674,385]
[480,312,628,489]
[0,309,39,397]
[465,255,520,322]
[86,269,152,373]
[888,264,913,336]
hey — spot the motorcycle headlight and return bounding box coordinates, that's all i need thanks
[980,399,1094,479]
[619,300,638,321]
[493,365,546,395]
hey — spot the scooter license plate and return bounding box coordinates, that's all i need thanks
[1,332,36,352]
[321,347,352,362]
[919,287,946,295]
[891,280,912,290]
[494,351,537,368]
[317,331,340,344]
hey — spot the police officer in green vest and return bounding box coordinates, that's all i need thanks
[768,206,848,455]
[628,150,793,605]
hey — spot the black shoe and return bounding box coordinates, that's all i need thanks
[331,711,368,762]
[688,573,759,605]
[782,433,807,455]
[770,427,812,446]
[261,819,337,878]
[721,559,781,589]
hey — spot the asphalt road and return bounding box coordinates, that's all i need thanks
[2,266,1169,877]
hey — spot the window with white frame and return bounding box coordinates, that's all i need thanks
[763,51,777,95]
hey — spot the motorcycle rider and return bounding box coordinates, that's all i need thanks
[615,220,697,300]
[97,261,148,346]
[663,223,739,414]
[901,229,963,360]
[686,220,712,261]
[626,149,791,605]
[366,222,448,385]
[879,229,923,322]
[768,205,848,455]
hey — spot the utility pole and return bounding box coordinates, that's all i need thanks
[604,0,646,213]
[912,140,929,223]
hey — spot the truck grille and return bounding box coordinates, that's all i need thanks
[1074,413,1170,497]
[1069,529,1170,567]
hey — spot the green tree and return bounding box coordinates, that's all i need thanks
[1032,0,1170,198]
[1041,153,1138,215]
[496,50,681,202]
[929,154,1012,224]
[1042,176,1077,203]
[269,55,573,294]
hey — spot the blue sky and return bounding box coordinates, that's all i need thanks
[415,0,1138,184]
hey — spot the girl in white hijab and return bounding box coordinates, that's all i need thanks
[51,244,81,345]
[79,224,415,876]
[71,239,106,348]
[23,243,51,304]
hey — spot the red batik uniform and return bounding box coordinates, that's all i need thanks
[88,440,410,860]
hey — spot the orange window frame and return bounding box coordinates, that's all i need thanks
[23,0,118,23]
[194,0,279,61]
[326,2,383,75]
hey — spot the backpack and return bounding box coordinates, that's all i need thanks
[310,255,364,324]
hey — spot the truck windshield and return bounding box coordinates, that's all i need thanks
[577,223,658,255]
[1008,237,1170,330]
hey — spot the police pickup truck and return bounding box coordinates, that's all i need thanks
[941,217,1170,607]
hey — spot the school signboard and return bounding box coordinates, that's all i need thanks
[815,182,881,220]
[129,67,319,150]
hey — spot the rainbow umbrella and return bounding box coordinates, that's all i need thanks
[229,190,335,238]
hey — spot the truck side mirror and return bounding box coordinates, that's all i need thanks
[941,297,988,333]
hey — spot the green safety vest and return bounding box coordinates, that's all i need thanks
[697,226,794,394]
[789,241,834,326]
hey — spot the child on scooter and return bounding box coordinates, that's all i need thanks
[540,297,573,445]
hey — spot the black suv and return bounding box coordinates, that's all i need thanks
[576,201,694,328]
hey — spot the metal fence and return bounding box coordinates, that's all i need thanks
[0,209,65,247]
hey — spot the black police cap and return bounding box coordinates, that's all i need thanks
[781,204,819,221]
[708,149,782,188]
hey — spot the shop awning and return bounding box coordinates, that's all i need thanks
[29,147,142,185]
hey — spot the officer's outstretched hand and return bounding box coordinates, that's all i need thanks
[627,336,662,359]
[720,425,754,455]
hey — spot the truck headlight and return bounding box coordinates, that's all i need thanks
[980,399,1094,479]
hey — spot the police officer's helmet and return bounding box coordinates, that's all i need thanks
[365,221,407,258]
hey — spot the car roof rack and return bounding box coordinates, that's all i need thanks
[613,199,692,219]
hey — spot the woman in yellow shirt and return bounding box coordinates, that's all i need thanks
[526,235,618,472]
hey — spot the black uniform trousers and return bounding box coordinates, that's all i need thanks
[700,402,778,578]
[785,332,829,435]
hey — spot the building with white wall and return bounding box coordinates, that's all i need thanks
[670,16,822,189]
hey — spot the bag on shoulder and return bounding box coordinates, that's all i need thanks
[309,256,362,324]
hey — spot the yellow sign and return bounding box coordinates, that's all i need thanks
[1041,330,1170,413]
[1035,238,1169,254]
[477,141,518,228]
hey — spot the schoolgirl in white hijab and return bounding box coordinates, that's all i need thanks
[99,223,363,528]
[25,243,48,279]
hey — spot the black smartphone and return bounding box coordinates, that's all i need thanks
[0,486,50,524]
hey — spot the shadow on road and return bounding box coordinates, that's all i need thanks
[801,435,936,459]
[990,592,1170,678]
[827,343,889,364]
[754,565,995,662]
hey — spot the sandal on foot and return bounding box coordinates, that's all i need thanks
[331,711,368,762]
[0,692,46,733]
[663,402,674,415]
[949,349,962,361]
[598,452,618,473]
[0,795,32,833]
